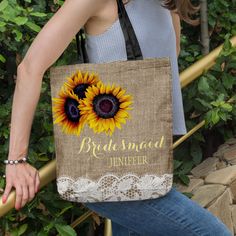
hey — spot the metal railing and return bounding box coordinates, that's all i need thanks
[0,36,236,236]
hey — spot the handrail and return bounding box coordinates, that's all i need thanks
[0,35,236,233]
[180,36,236,88]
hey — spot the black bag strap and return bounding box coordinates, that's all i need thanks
[75,0,143,63]
[117,0,143,60]
[76,28,89,63]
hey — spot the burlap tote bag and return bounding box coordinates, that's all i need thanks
[49,0,173,203]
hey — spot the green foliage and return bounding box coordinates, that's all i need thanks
[208,0,236,47]
[195,36,236,128]
[0,0,235,234]
[0,0,48,57]
[55,225,77,236]
[175,0,236,186]
[174,36,236,186]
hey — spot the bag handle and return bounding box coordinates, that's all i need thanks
[76,28,89,63]
[76,0,143,63]
[117,0,143,60]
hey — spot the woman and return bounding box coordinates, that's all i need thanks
[2,0,232,235]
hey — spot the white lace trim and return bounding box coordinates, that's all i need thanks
[57,173,173,202]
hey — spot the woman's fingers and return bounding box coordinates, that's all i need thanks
[28,175,35,201]
[2,165,40,210]
[34,170,40,193]
[15,185,23,210]
[21,184,29,208]
[2,182,13,204]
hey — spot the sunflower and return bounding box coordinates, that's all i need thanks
[64,70,100,100]
[79,82,133,136]
[52,88,86,136]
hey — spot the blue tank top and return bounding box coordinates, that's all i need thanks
[85,0,187,135]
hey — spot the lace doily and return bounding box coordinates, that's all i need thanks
[56,173,173,202]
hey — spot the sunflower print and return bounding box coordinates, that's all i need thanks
[64,70,100,100]
[52,88,86,136]
[79,82,133,136]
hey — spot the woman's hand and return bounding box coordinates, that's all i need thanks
[2,163,40,210]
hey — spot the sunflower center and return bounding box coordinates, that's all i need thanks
[64,98,80,122]
[93,94,120,119]
[100,99,113,113]
[73,84,89,99]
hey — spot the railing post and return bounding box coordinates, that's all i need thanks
[104,219,112,236]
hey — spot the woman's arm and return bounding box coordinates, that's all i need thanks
[170,11,181,57]
[3,0,107,210]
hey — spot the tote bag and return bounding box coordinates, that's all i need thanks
[49,0,173,203]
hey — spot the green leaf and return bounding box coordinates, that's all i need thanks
[10,229,18,236]
[13,29,23,41]
[221,103,232,111]
[219,112,228,121]
[180,161,194,175]
[18,224,28,236]
[211,110,220,124]
[37,155,50,161]
[0,54,6,63]
[217,94,225,102]
[190,142,202,165]
[30,12,47,17]
[0,21,6,27]
[195,98,212,109]
[56,205,73,217]
[26,21,41,32]
[55,224,77,236]
[223,35,232,51]
[211,101,221,107]
[198,76,210,94]
[178,174,190,185]
[14,16,28,25]
[206,74,218,82]
[0,177,5,188]
[193,132,205,142]
[173,160,183,170]
[185,56,195,62]
[0,0,8,11]
[222,74,236,89]
[204,111,212,127]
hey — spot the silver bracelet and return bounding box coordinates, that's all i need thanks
[3,157,27,165]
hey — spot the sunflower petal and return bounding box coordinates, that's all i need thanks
[116,110,129,118]
[105,84,111,94]
[119,95,132,102]
[119,101,133,108]
[100,84,106,94]
[112,86,121,96]
[115,120,122,129]
[117,89,126,99]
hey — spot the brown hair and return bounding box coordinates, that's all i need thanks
[163,0,200,25]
